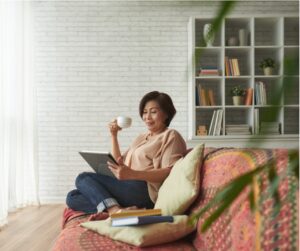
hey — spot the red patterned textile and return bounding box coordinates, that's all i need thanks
[62,208,88,229]
[189,148,298,251]
[53,208,195,251]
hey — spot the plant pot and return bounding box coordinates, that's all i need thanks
[263,67,273,76]
[232,96,244,106]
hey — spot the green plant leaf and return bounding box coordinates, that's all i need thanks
[248,188,255,212]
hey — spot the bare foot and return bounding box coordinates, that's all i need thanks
[107,205,122,215]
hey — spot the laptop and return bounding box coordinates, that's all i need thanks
[79,151,118,177]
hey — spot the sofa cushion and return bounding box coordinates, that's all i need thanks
[81,215,196,247]
[154,144,205,215]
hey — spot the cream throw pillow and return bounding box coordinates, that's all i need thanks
[154,143,205,215]
[81,215,195,247]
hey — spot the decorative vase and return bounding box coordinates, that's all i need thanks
[228,36,238,46]
[239,29,247,46]
[232,96,243,106]
[263,67,273,75]
[203,23,215,47]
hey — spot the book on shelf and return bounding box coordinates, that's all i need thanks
[225,57,230,76]
[244,88,253,105]
[198,66,219,76]
[208,110,217,136]
[197,84,216,106]
[260,122,281,134]
[208,89,216,106]
[197,84,207,106]
[111,215,174,227]
[254,108,259,134]
[224,57,240,76]
[199,70,219,76]
[200,87,208,106]
[255,81,267,105]
[226,124,252,135]
[214,110,223,136]
[232,58,240,76]
[208,109,223,136]
[110,208,162,219]
[195,85,199,106]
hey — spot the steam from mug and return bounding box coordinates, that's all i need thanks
[117,116,132,129]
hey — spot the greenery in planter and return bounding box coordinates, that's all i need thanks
[230,85,246,96]
[259,57,275,69]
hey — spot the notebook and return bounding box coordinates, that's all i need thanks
[79,151,118,177]
[111,215,174,227]
[110,209,162,219]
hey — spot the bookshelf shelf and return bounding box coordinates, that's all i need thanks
[196,106,223,109]
[195,76,222,79]
[226,105,253,108]
[225,76,251,78]
[188,15,299,145]
[254,75,281,78]
[254,46,282,49]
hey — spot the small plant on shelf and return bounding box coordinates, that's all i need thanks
[230,86,246,105]
[259,58,275,75]
[230,85,246,96]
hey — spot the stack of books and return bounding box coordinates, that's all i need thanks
[225,124,252,135]
[198,66,219,76]
[260,122,281,135]
[255,81,267,105]
[110,209,174,227]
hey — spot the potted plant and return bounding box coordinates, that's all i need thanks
[259,57,275,75]
[230,85,246,105]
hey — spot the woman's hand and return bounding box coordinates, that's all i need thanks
[108,119,121,137]
[107,157,135,180]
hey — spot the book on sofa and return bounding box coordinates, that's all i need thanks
[110,208,162,219]
[111,215,174,227]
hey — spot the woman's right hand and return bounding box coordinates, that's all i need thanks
[108,119,121,137]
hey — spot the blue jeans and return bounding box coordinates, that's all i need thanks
[66,172,154,213]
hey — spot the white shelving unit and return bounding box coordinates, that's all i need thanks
[188,15,299,148]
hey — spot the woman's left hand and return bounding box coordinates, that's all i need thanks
[107,157,135,180]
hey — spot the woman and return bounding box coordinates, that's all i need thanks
[66,91,186,214]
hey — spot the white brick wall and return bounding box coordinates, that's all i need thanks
[33,1,298,202]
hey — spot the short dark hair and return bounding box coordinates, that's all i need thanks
[139,91,176,126]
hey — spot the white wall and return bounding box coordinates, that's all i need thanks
[33,1,299,202]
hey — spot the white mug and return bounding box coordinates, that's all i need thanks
[117,116,132,129]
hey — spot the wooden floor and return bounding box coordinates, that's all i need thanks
[0,204,65,251]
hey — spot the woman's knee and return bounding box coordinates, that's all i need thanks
[75,172,92,188]
[66,189,78,208]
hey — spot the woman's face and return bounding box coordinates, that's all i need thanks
[142,100,167,134]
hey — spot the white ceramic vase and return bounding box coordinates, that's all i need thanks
[239,29,247,46]
[203,23,215,47]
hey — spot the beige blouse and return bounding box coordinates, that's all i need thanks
[123,128,186,202]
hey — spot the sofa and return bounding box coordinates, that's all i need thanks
[52,147,298,251]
